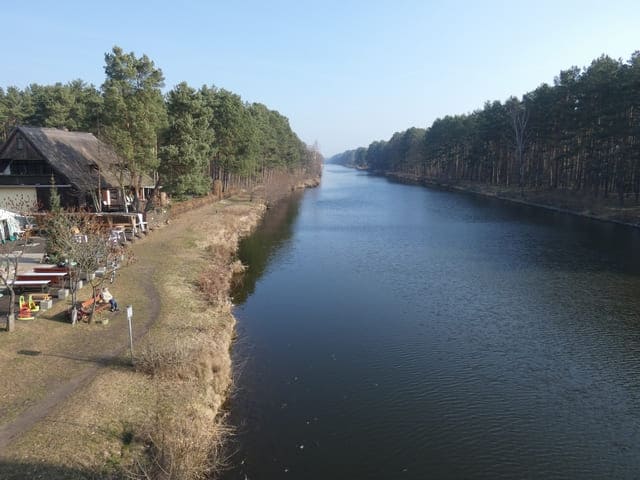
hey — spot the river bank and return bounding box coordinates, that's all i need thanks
[384,171,640,228]
[0,194,268,479]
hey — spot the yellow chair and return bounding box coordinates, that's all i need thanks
[28,295,40,312]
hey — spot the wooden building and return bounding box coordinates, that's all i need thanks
[0,126,155,211]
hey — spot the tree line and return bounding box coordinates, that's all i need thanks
[330,52,640,205]
[0,46,322,200]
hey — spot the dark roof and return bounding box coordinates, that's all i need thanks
[13,126,154,190]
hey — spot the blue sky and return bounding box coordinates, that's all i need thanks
[1,0,638,156]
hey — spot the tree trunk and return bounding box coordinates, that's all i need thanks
[89,285,98,324]
[9,288,16,323]
[122,186,129,213]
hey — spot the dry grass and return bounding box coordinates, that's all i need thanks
[126,199,264,479]
[129,381,234,480]
[0,197,266,480]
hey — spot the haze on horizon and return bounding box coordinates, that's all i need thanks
[1,0,638,157]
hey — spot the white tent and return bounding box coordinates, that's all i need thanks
[0,208,23,241]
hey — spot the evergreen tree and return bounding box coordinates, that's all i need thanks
[159,82,213,197]
[0,46,317,201]
[101,46,167,211]
[45,176,71,263]
[331,50,640,207]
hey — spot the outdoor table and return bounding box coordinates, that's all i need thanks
[11,279,51,292]
[18,271,68,288]
[19,272,67,278]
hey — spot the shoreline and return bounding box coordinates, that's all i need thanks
[382,170,640,229]
[0,180,322,478]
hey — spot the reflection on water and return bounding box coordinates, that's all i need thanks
[232,190,304,304]
[224,165,640,480]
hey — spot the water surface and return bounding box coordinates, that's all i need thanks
[226,164,640,479]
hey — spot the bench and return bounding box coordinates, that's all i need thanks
[72,296,111,322]
[82,296,111,314]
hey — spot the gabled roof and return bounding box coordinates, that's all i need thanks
[3,126,154,190]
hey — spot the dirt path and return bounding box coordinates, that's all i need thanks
[0,269,160,450]
[0,205,201,452]
[0,197,266,479]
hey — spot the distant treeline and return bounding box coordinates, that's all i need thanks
[0,46,322,198]
[330,52,640,205]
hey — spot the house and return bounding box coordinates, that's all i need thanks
[0,126,156,211]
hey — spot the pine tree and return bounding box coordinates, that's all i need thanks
[45,175,71,263]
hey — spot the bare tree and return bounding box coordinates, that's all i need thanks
[50,212,128,324]
[0,248,22,331]
[0,197,40,331]
[507,96,529,192]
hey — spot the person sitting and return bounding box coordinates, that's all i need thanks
[100,287,119,312]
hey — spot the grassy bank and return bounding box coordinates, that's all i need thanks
[0,195,266,479]
[385,171,640,227]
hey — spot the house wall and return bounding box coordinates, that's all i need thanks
[0,186,38,210]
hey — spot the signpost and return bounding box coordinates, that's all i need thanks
[126,305,134,365]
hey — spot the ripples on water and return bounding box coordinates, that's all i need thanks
[226,165,640,479]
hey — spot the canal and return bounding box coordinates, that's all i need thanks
[224,164,640,479]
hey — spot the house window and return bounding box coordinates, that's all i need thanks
[17,137,24,150]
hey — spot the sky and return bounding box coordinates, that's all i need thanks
[1,0,639,157]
